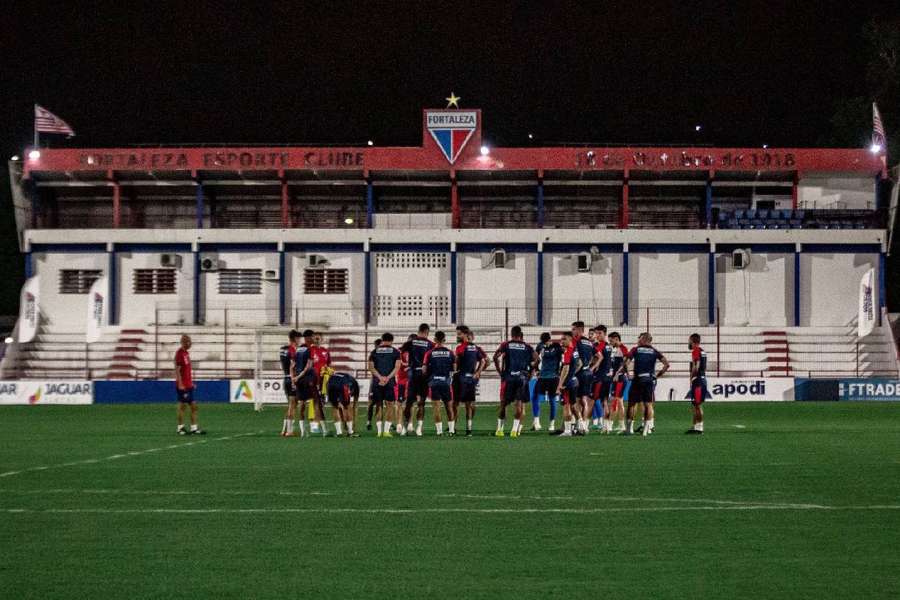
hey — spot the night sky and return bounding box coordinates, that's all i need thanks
[1,2,894,152]
[0,2,897,313]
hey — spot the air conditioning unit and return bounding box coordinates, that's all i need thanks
[308,254,328,268]
[732,249,750,270]
[576,253,591,272]
[491,248,506,269]
[201,257,220,272]
[160,254,180,268]
[263,269,280,281]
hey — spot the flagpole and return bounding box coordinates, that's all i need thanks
[33,104,38,150]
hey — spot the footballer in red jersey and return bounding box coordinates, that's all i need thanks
[685,333,710,434]
[175,335,204,435]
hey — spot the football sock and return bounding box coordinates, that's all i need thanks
[466,418,473,431]
[335,422,343,435]
[298,420,307,436]
[549,395,558,420]
[531,391,540,418]
[385,421,392,433]
[347,421,354,434]
[448,421,455,434]
[435,422,443,435]
[367,403,374,422]
[566,418,575,433]
[176,424,184,432]
[416,420,424,435]
[496,419,503,432]
[592,401,602,420]
[513,418,521,433]
[190,424,198,432]
[696,421,704,432]
[532,416,541,428]
[376,421,383,435]
[281,419,288,433]
[627,419,634,433]
[549,419,556,430]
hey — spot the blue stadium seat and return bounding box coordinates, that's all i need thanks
[733,209,746,220]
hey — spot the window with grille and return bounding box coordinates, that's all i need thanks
[396,295,424,317]
[59,270,102,294]
[218,269,262,294]
[374,295,393,317]
[375,252,447,269]
[303,268,349,294]
[133,269,176,294]
[428,295,449,317]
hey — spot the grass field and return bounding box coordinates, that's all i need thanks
[1,402,899,599]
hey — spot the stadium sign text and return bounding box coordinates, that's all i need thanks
[576,150,796,170]
[80,152,190,168]
[838,379,900,401]
[655,377,794,402]
[0,380,93,405]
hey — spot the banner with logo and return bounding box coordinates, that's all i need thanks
[0,381,93,405]
[85,276,108,343]
[654,377,795,402]
[858,268,876,338]
[17,276,40,343]
[230,378,373,403]
[838,379,900,401]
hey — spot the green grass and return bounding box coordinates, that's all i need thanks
[1,402,900,599]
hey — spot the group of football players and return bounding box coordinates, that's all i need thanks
[277,321,709,438]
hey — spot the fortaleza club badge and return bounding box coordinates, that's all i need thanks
[426,110,477,164]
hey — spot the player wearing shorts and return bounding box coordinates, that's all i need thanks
[366,339,382,431]
[493,325,538,437]
[423,331,456,435]
[175,335,204,435]
[556,332,583,436]
[606,332,629,433]
[293,331,322,436]
[572,321,596,433]
[588,325,612,432]
[400,324,435,437]
[621,332,669,436]
[279,329,303,436]
[394,339,411,435]
[533,332,563,432]
[454,330,487,437]
[368,333,402,437]
[324,369,359,437]
[685,333,710,434]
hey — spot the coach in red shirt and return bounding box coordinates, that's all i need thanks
[175,334,205,435]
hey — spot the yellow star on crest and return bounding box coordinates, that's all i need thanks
[445,92,461,109]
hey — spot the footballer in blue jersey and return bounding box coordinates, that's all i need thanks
[454,328,488,437]
[621,332,670,436]
[492,325,538,437]
[423,331,457,436]
[588,325,613,431]
[400,324,435,437]
[279,329,304,437]
[606,332,629,433]
[685,333,709,435]
[556,331,584,436]
[368,332,402,437]
[532,332,563,432]
[571,321,596,430]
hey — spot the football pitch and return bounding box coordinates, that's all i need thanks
[1,402,899,599]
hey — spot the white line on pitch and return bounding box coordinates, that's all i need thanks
[2,505,900,515]
[0,431,262,479]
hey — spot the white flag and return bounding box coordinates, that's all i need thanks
[858,268,876,338]
[86,276,108,343]
[17,276,40,343]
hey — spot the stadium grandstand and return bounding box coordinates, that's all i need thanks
[4,106,899,398]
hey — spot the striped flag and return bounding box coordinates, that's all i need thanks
[34,104,75,136]
[872,102,886,148]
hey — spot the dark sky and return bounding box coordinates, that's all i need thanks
[0,1,895,155]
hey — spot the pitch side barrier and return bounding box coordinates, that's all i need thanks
[794,378,900,401]
[19,377,900,404]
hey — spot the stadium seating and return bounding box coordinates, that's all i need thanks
[4,322,896,382]
[717,208,877,229]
